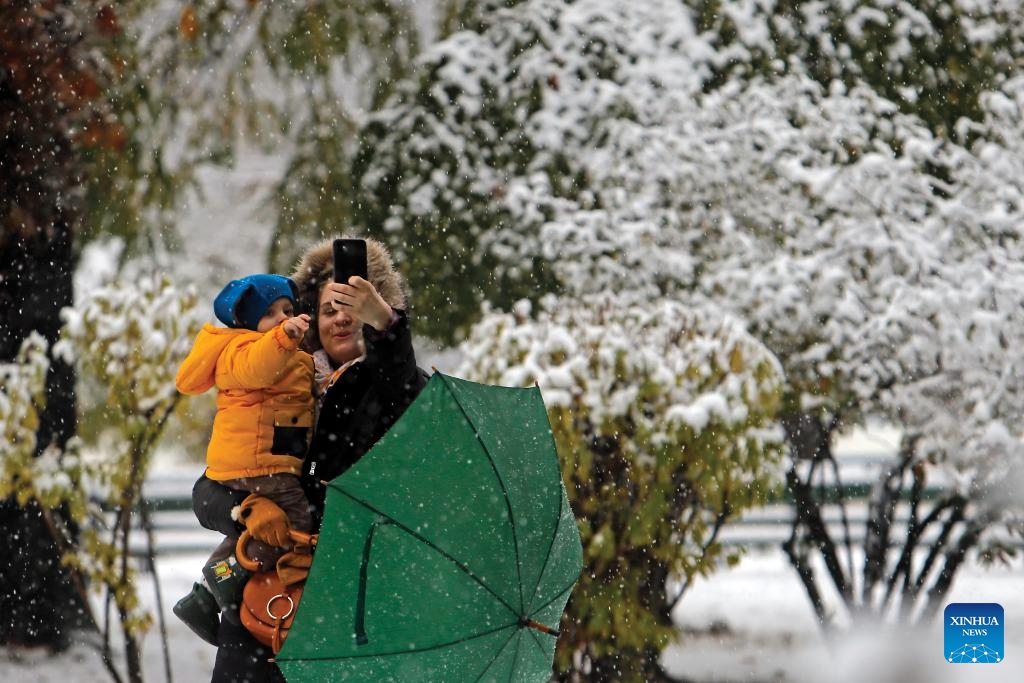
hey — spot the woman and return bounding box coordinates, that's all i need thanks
[191,236,428,682]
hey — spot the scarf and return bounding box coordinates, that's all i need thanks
[312,349,364,402]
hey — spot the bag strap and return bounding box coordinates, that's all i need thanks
[235,529,318,572]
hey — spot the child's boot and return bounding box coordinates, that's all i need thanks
[202,554,252,615]
[172,582,220,646]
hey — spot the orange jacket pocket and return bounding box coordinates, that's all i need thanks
[270,409,312,456]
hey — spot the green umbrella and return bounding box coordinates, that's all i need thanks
[276,372,583,682]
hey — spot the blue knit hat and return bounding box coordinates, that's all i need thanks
[213,275,297,330]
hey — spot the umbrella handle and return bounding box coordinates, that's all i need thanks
[235,529,319,573]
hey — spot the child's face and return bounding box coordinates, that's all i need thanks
[257,297,296,333]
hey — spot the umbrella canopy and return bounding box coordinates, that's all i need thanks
[277,372,583,682]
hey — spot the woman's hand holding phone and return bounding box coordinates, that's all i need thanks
[326,278,393,331]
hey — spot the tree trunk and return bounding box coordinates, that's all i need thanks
[0,1,91,646]
[0,224,84,649]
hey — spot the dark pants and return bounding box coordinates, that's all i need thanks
[207,476,307,682]
[208,474,313,568]
[212,617,286,683]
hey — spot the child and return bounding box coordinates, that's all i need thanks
[172,274,315,645]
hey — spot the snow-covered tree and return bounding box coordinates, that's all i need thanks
[352,0,1024,646]
[353,0,1024,340]
[687,0,1024,135]
[459,296,784,682]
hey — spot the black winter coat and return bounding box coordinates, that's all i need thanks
[191,310,427,682]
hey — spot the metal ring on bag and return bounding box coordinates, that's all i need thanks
[266,594,295,620]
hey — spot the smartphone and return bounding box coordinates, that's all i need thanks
[333,238,368,284]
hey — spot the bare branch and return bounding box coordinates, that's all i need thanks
[909,496,967,602]
[882,462,924,615]
[861,436,916,604]
[787,463,852,604]
[887,490,960,617]
[139,499,174,683]
[823,450,856,587]
[666,500,732,613]
[782,528,832,632]
[918,512,994,624]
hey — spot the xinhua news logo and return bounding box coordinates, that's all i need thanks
[944,603,1004,664]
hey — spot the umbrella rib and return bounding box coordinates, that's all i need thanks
[522,577,577,640]
[525,625,548,657]
[531,577,577,616]
[333,486,521,617]
[525,479,565,611]
[437,373,527,613]
[469,624,520,683]
[277,622,520,663]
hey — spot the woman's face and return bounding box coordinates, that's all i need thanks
[317,284,364,364]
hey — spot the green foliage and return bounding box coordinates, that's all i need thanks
[460,296,785,681]
[438,0,530,35]
[12,2,425,271]
[135,0,424,272]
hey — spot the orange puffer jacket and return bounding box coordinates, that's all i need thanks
[176,323,314,481]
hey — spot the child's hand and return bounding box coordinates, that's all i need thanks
[283,313,311,340]
[238,494,291,547]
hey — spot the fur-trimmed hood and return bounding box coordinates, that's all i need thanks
[290,236,407,314]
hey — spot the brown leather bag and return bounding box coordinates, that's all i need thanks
[235,529,318,654]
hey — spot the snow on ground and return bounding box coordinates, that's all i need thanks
[663,549,1024,683]
[1,545,1021,682]
[0,551,217,683]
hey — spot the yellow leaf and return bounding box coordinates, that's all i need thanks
[729,345,743,373]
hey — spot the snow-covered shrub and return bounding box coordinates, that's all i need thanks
[1,272,201,676]
[0,333,87,516]
[460,295,785,681]
[56,273,201,674]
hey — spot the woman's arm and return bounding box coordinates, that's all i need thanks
[362,310,427,399]
[191,475,247,537]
